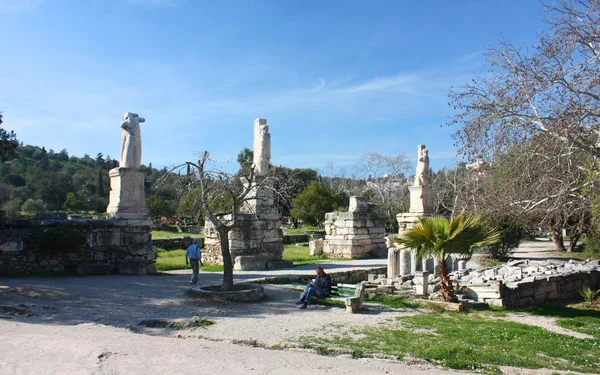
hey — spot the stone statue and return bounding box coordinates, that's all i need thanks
[252,118,271,176]
[414,144,429,187]
[119,112,145,168]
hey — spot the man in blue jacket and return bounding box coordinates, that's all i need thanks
[185,238,203,288]
[295,266,332,309]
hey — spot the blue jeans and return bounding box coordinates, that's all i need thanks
[189,259,200,286]
[303,283,327,303]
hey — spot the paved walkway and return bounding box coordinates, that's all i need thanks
[169,258,388,285]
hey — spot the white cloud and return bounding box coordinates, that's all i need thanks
[334,74,421,95]
[0,0,41,13]
[126,0,187,7]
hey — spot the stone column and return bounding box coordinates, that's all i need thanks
[399,249,411,277]
[387,248,400,278]
[433,258,441,278]
[410,250,422,274]
[415,271,429,296]
[425,256,435,273]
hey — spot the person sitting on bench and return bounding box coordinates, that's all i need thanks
[295,266,332,309]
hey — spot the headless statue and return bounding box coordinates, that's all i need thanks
[252,119,271,176]
[119,112,145,168]
[414,144,429,187]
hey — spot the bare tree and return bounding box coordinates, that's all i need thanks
[448,0,599,248]
[354,152,411,231]
[175,151,257,289]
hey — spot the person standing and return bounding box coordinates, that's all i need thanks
[185,238,203,288]
[295,267,332,309]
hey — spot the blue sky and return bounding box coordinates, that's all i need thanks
[0,0,547,175]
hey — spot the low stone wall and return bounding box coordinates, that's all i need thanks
[151,237,204,250]
[501,267,600,307]
[0,216,155,275]
[323,211,387,258]
[457,259,600,307]
[251,267,387,285]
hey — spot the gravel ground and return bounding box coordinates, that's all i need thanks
[0,242,592,374]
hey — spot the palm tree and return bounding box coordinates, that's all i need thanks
[395,213,500,302]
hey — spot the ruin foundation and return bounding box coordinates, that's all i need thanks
[323,196,387,258]
[203,176,285,270]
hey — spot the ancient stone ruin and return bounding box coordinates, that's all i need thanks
[0,113,155,275]
[107,112,151,221]
[323,196,387,258]
[388,144,437,278]
[379,258,600,308]
[203,118,286,270]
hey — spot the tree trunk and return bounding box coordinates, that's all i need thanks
[439,258,457,303]
[568,232,581,253]
[217,227,234,290]
[550,228,566,251]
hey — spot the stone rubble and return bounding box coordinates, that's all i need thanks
[380,258,600,307]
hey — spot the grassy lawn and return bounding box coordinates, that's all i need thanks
[151,230,203,239]
[282,244,329,265]
[283,225,323,236]
[294,297,600,374]
[515,303,600,340]
[154,248,222,272]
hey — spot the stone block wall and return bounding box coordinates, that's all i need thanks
[323,211,387,258]
[454,260,600,307]
[0,217,155,275]
[500,269,600,307]
[204,213,284,269]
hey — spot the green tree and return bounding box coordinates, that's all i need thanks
[147,195,175,218]
[96,169,105,196]
[64,192,84,211]
[21,198,46,216]
[395,214,500,302]
[0,112,19,162]
[290,182,339,227]
[2,198,22,217]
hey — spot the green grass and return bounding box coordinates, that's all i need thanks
[511,303,600,340]
[151,230,203,239]
[154,248,223,272]
[473,255,504,269]
[283,225,323,235]
[282,244,328,265]
[366,295,422,309]
[295,310,600,373]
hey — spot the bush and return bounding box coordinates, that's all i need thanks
[480,215,521,260]
[583,234,600,258]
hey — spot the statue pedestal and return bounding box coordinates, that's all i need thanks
[106,168,150,221]
[409,185,433,214]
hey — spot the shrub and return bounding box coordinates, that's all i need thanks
[583,233,600,258]
[480,215,521,260]
[580,285,600,305]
